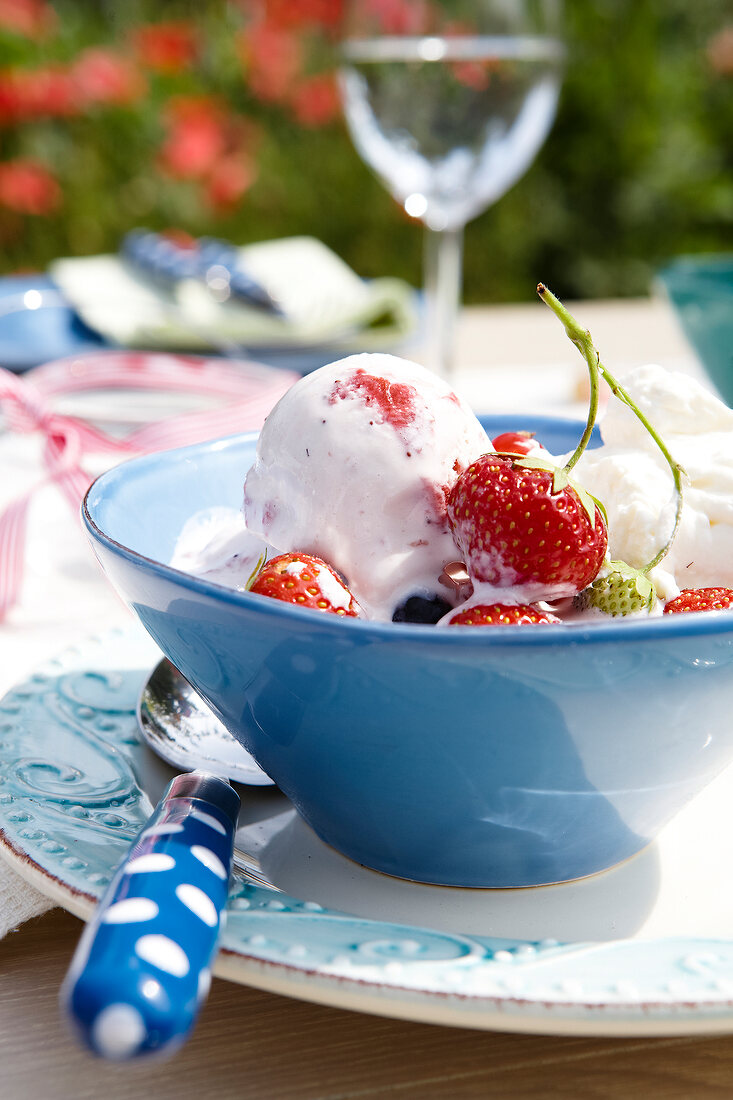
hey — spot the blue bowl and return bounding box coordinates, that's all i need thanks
[83,415,733,888]
[657,255,733,406]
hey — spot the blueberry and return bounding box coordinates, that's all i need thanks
[392,595,452,625]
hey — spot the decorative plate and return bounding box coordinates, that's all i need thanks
[3,626,733,1036]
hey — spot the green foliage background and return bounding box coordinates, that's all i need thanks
[1,0,731,302]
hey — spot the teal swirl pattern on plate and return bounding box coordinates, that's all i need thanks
[3,625,733,1036]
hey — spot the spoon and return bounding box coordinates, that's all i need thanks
[61,770,240,1059]
[62,663,281,1060]
[138,658,283,888]
[138,658,274,787]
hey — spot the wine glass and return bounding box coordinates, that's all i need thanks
[338,0,564,378]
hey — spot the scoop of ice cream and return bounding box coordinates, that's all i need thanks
[170,507,269,590]
[575,364,733,598]
[243,353,491,618]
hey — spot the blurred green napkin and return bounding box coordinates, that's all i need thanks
[50,237,417,354]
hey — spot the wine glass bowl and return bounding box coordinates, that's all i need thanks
[338,1,564,376]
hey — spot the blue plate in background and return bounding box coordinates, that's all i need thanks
[657,255,733,406]
[0,274,410,376]
[0,275,108,372]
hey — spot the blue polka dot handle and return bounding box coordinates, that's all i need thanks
[60,771,240,1060]
[121,229,283,314]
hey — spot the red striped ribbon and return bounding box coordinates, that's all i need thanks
[0,350,298,620]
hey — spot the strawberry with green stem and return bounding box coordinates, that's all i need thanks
[537,284,686,616]
[448,365,608,596]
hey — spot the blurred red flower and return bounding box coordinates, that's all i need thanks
[358,0,432,35]
[708,26,733,76]
[0,77,17,122]
[132,22,199,74]
[160,95,229,178]
[0,51,144,124]
[0,157,61,214]
[206,153,258,209]
[238,22,302,103]
[0,66,77,123]
[443,19,492,91]
[72,48,146,108]
[159,94,261,212]
[290,73,340,126]
[0,0,56,39]
[249,0,343,31]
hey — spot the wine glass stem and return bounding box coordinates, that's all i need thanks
[423,224,464,379]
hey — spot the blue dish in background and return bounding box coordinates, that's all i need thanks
[83,415,733,889]
[657,255,733,406]
[0,275,107,372]
[0,273,412,376]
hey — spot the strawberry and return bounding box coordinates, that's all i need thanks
[537,285,686,618]
[448,603,561,626]
[575,561,656,617]
[447,454,607,595]
[491,430,537,456]
[663,588,733,615]
[249,552,361,616]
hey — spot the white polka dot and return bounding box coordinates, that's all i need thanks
[127,853,175,874]
[92,1003,146,1059]
[140,978,162,1002]
[190,845,227,879]
[135,934,190,977]
[190,810,226,835]
[102,898,159,924]
[197,968,212,1001]
[176,883,218,927]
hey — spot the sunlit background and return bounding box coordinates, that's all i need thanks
[0,0,730,302]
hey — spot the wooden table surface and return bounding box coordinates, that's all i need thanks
[2,299,732,1099]
[5,908,733,1100]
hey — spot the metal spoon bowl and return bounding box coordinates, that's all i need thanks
[137,658,275,787]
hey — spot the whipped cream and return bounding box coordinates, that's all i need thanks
[170,507,268,590]
[576,363,733,599]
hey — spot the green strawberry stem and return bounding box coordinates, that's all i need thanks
[537,283,685,572]
[547,308,600,480]
[245,549,267,590]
